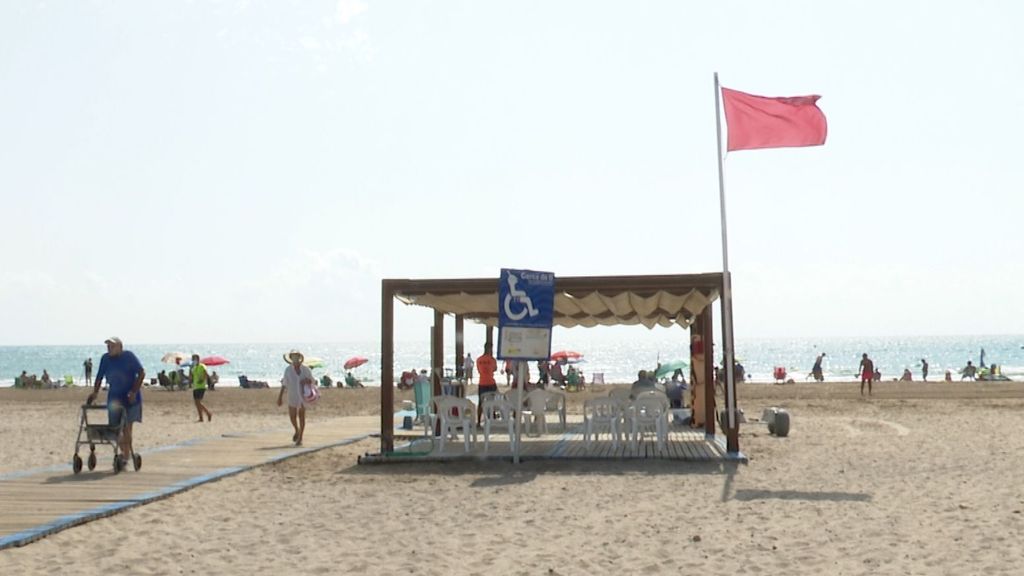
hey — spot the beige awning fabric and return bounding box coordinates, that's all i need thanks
[391,273,722,330]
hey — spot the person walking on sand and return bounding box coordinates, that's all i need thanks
[858,353,875,396]
[278,350,313,446]
[87,337,145,468]
[189,354,213,422]
[811,353,826,382]
[921,358,929,382]
[463,352,474,385]
[84,358,93,386]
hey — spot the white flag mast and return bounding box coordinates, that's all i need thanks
[713,72,739,452]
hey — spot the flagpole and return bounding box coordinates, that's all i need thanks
[714,72,739,451]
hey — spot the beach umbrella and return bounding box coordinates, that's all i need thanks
[654,359,690,380]
[550,350,583,363]
[200,355,230,366]
[344,356,369,370]
[281,353,325,369]
[161,352,189,364]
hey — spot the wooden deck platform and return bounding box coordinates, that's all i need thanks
[371,416,747,463]
[0,416,378,550]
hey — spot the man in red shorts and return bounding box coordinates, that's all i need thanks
[859,353,875,396]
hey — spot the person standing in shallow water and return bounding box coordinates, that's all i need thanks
[858,353,875,396]
[920,358,929,381]
[84,358,93,386]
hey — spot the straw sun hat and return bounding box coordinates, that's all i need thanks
[286,350,305,364]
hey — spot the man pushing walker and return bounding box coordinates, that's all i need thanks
[87,337,145,470]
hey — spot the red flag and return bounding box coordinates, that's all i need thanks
[721,87,827,151]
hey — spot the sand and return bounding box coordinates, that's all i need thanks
[3,381,1024,575]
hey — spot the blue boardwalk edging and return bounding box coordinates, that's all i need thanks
[0,433,372,550]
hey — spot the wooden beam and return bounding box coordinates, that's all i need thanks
[387,272,724,297]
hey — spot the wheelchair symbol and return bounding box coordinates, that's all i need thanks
[504,272,540,321]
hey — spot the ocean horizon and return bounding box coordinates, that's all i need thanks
[2,334,1022,388]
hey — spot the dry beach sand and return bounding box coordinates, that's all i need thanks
[2,382,1024,575]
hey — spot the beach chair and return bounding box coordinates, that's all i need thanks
[543,390,567,432]
[413,378,432,424]
[433,396,476,453]
[590,372,605,386]
[773,366,787,384]
[481,395,516,454]
[521,389,557,435]
[583,397,623,450]
[628,395,670,454]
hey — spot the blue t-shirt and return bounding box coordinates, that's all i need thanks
[95,351,144,406]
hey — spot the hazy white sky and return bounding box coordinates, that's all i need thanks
[2,0,1022,346]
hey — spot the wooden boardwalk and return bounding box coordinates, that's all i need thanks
[376,415,746,463]
[3,414,745,549]
[0,416,378,550]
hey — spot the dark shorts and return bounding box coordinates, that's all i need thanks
[193,388,206,400]
[478,385,498,398]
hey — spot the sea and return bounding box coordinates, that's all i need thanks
[2,335,1022,388]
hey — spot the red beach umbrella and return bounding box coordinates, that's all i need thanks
[344,356,369,370]
[200,355,230,366]
[550,350,583,363]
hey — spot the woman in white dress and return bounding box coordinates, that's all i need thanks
[278,350,314,446]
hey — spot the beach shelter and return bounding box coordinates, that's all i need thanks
[376,272,737,458]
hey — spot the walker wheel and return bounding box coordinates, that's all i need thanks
[87,453,97,471]
[73,454,83,474]
[133,453,142,471]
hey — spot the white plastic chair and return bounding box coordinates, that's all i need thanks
[543,390,567,432]
[628,395,669,453]
[583,397,623,450]
[433,396,477,453]
[521,389,551,435]
[481,395,516,454]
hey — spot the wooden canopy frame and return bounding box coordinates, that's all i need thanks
[379,272,740,455]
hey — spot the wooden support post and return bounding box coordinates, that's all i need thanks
[432,310,444,397]
[454,315,465,379]
[702,305,716,437]
[380,280,395,453]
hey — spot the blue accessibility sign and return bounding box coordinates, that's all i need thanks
[498,269,554,328]
[497,269,555,360]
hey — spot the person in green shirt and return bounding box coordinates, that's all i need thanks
[190,354,213,422]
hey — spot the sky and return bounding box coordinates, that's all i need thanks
[2,0,1022,346]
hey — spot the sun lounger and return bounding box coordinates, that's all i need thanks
[239,375,269,389]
